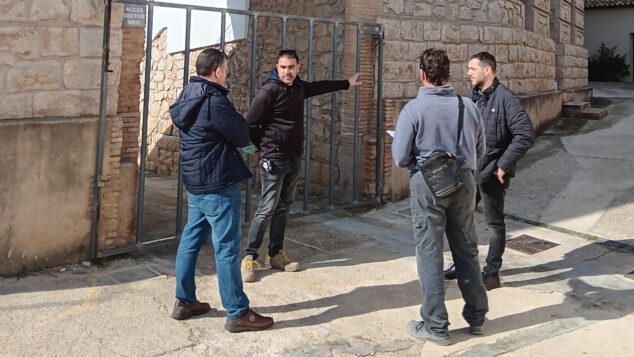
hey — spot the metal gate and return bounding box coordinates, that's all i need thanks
[91,0,384,258]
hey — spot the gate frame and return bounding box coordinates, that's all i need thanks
[92,0,384,258]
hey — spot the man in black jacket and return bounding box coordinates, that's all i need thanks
[445,52,534,290]
[169,48,273,332]
[242,49,361,282]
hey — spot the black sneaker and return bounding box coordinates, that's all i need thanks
[444,264,457,280]
[406,320,451,346]
[469,324,484,335]
[482,272,501,291]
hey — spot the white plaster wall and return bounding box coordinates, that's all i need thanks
[584,7,634,82]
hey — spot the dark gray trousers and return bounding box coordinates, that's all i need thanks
[245,158,301,259]
[409,170,488,334]
[478,175,510,276]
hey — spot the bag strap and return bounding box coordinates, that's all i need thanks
[455,95,464,157]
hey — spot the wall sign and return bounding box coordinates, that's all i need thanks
[123,4,146,28]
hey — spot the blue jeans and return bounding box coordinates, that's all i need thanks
[245,158,302,259]
[174,185,249,319]
[409,170,488,334]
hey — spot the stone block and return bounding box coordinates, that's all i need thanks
[486,1,502,23]
[423,22,441,41]
[534,0,550,12]
[0,27,38,59]
[382,82,402,98]
[573,8,583,28]
[472,10,487,23]
[33,90,100,117]
[404,81,419,98]
[0,93,32,119]
[400,21,417,41]
[7,61,62,93]
[30,0,70,21]
[499,63,514,78]
[469,44,489,58]
[0,0,27,22]
[413,2,432,17]
[559,0,571,22]
[0,52,16,67]
[385,41,409,61]
[384,0,404,15]
[42,27,79,57]
[483,26,503,43]
[64,58,121,90]
[441,24,460,43]
[382,19,400,40]
[71,0,124,27]
[460,25,479,43]
[449,62,463,79]
[446,44,467,61]
[458,6,472,21]
[383,61,415,82]
[574,0,584,10]
[158,135,180,152]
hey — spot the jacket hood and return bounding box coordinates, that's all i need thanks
[266,68,302,87]
[417,84,456,97]
[169,76,228,131]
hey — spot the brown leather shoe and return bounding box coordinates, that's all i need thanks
[224,308,274,333]
[171,299,211,320]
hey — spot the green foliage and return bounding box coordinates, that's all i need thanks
[588,43,631,82]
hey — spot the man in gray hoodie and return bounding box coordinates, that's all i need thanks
[392,49,488,346]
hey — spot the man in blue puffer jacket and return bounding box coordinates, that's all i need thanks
[168,48,273,333]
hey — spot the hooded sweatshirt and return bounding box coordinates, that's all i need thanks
[169,76,251,194]
[247,69,350,159]
[392,85,486,171]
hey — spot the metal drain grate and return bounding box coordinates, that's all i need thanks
[506,234,559,255]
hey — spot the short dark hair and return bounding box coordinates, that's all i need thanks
[278,49,299,63]
[419,48,450,86]
[470,51,496,72]
[196,48,227,76]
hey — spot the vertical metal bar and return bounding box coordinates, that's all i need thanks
[176,8,192,238]
[220,10,226,51]
[245,15,257,224]
[352,24,361,203]
[281,17,287,49]
[328,22,338,207]
[136,3,154,245]
[375,26,383,201]
[303,20,313,212]
[90,0,112,258]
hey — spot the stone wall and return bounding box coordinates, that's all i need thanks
[382,0,557,98]
[0,0,128,273]
[0,0,122,119]
[551,0,588,95]
[139,29,247,178]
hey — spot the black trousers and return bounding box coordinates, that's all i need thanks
[478,175,510,276]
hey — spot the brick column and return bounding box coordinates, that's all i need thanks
[340,0,382,202]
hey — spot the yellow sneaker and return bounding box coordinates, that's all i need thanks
[265,251,300,272]
[241,255,260,282]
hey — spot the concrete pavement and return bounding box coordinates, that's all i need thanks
[1,82,633,356]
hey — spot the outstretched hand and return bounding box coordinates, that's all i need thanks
[348,72,362,87]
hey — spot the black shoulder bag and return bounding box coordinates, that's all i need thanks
[417,96,465,198]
